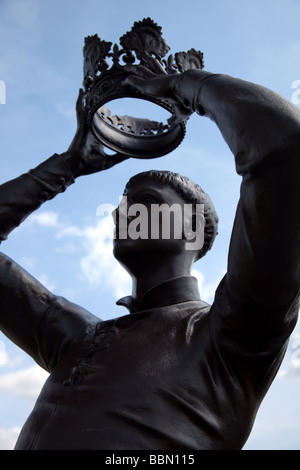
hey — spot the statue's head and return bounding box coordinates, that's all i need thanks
[113,170,218,273]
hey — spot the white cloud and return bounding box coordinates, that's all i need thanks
[278,331,300,379]
[21,210,131,299]
[0,427,21,450]
[29,211,61,228]
[0,363,45,450]
[31,210,132,299]
[26,210,225,303]
[0,341,8,367]
[78,216,131,299]
[0,365,48,399]
[192,268,221,304]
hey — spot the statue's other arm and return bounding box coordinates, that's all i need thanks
[0,90,128,370]
[195,72,300,348]
[0,252,99,372]
[125,68,300,348]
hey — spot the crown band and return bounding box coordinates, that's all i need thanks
[83,18,204,159]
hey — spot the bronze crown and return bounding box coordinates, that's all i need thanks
[83,18,204,158]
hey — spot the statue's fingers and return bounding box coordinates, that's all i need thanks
[140,52,168,75]
[124,64,156,79]
[123,74,164,97]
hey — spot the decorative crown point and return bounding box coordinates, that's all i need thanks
[120,18,170,61]
[175,49,204,72]
[82,18,204,159]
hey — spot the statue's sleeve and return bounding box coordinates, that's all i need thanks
[196,74,300,351]
[0,153,75,242]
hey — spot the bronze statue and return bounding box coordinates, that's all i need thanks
[0,20,299,450]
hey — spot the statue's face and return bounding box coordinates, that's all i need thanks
[112,177,190,267]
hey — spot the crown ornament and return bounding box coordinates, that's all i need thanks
[83,18,204,159]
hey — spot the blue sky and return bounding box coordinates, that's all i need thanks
[0,0,299,450]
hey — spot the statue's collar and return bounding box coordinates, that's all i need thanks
[116,275,201,314]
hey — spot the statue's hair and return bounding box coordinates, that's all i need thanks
[124,170,219,261]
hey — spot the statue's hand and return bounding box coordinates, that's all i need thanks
[64,89,129,178]
[123,63,190,123]
[123,63,211,121]
[124,61,175,99]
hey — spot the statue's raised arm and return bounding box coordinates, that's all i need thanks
[125,64,300,353]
